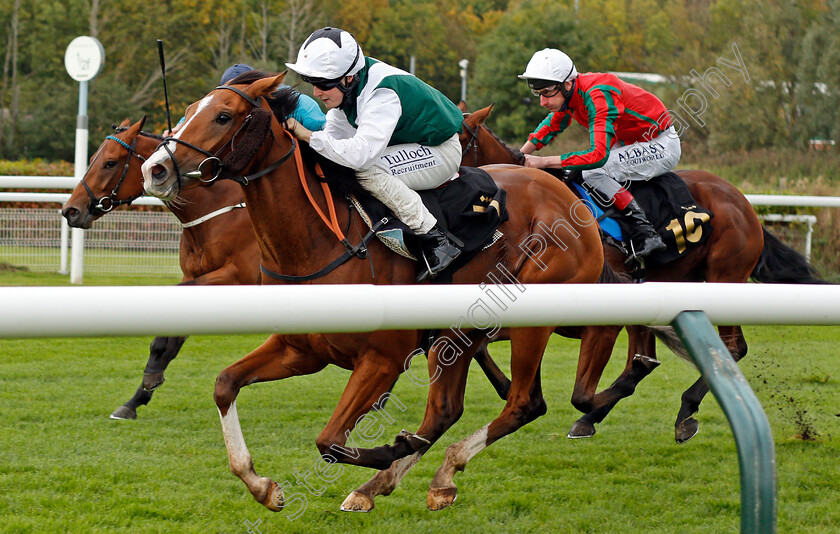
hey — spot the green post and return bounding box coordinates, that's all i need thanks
[672,311,777,534]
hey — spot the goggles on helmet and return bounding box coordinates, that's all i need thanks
[527,79,562,98]
[300,75,344,91]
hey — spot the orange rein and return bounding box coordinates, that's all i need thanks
[283,127,346,242]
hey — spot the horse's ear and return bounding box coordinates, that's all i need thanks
[466,103,494,129]
[118,118,132,128]
[247,72,288,99]
[457,101,468,113]
[124,116,146,139]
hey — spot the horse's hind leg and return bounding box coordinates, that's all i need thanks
[109,335,187,420]
[674,325,747,443]
[569,326,660,437]
[214,335,327,511]
[427,326,552,511]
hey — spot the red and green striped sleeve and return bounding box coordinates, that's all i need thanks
[526,111,572,150]
[561,85,620,170]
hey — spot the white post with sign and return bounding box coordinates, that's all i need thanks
[64,36,105,284]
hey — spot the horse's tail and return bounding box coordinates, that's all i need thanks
[596,261,692,363]
[751,227,829,284]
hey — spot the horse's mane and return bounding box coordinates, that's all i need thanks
[112,126,165,141]
[481,124,525,165]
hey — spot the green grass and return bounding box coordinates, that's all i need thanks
[0,265,181,286]
[0,274,838,533]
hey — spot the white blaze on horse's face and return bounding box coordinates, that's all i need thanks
[141,94,216,200]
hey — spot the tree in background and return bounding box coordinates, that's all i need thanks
[795,0,840,146]
[0,0,837,160]
[470,0,605,140]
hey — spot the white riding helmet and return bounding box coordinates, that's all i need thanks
[285,27,365,82]
[518,48,578,87]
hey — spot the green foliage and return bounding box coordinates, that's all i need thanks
[0,0,838,159]
[795,0,840,144]
[367,2,463,101]
[470,0,605,140]
[0,158,73,176]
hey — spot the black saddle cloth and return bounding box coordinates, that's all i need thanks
[548,169,715,266]
[351,166,509,272]
[627,172,714,266]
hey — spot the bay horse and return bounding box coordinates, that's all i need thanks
[61,117,260,419]
[458,102,826,443]
[140,73,605,512]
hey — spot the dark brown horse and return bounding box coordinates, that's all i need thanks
[61,118,260,419]
[140,73,605,512]
[459,102,826,443]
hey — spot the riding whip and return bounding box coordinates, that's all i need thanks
[157,39,173,135]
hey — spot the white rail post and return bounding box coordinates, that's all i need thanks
[59,215,69,274]
[65,36,105,284]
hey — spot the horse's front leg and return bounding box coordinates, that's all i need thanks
[566,325,623,438]
[214,335,327,511]
[109,335,187,420]
[111,272,243,420]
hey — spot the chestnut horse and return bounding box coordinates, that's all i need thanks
[459,102,826,443]
[61,118,260,419]
[140,73,605,512]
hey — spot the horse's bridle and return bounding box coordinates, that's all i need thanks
[461,113,526,167]
[154,85,296,186]
[461,114,481,167]
[166,84,384,282]
[81,134,146,216]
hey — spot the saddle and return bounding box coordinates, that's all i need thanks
[298,143,508,276]
[568,171,714,267]
[351,166,509,272]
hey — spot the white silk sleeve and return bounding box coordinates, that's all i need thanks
[309,88,401,170]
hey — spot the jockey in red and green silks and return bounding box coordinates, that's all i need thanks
[519,48,680,263]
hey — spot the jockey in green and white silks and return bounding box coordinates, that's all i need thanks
[285,27,463,281]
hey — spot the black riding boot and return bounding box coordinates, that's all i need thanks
[614,199,666,263]
[416,227,461,282]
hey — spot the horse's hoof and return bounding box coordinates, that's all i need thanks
[340,491,374,512]
[567,419,596,439]
[258,479,285,512]
[109,405,137,420]
[142,372,165,391]
[675,418,700,444]
[427,486,457,511]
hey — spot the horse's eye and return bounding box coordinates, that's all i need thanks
[216,113,232,125]
[104,160,117,169]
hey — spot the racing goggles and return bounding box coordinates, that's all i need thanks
[529,83,562,98]
[301,75,344,91]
